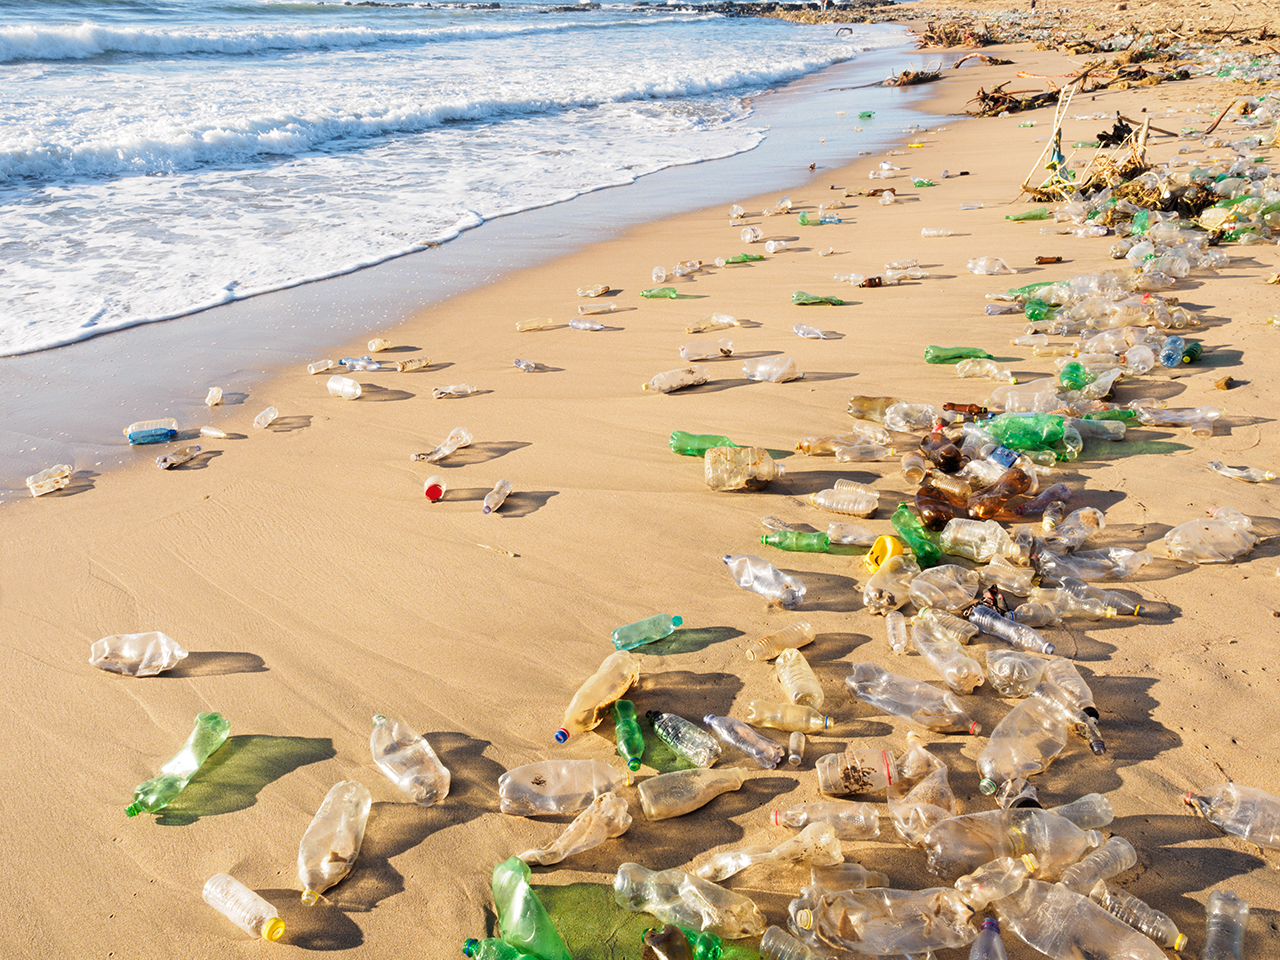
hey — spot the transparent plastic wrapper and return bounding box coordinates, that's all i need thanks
[1163,507,1258,563]
[862,553,921,615]
[954,856,1035,911]
[422,426,473,463]
[644,366,709,394]
[613,862,766,938]
[681,339,734,361]
[1202,890,1249,960]
[26,464,73,497]
[723,554,806,609]
[696,822,843,882]
[1058,836,1137,892]
[648,710,722,768]
[326,375,361,400]
[793,323,826,339]
[775,648,823,708]
[703,715,784,769]
[705,447,785,491]
[809,485,877,517]
[370,714,450,806]
[743,356,803,383]
[745,700,830,733]
[1185,782,1280,849]
[909,617,984,694]
[986,649,1048,697]
[845,662,980,734]
[1208,460,1275,483]
[888,731,958,845]
[90,631,189,677]
[977,697,1068,797]
[909,564,980,613]
[203,873,285,941]
[968,257,1017,275]
[994,880,1165,960]
[1090,881,1186,950]
[744,621,814,661]
[298,780,371,904]
[483,479,513,514]
[922,808,1102,880]
[1037,547,1152,581]
[493,857,573,960]
[433,383,479,399]
[789,884,977,956]
[126,711,229,817]
[498,760,625,816]
[774,801,879,839]
[517,792,631,865]
[555,650,639,742]
[156,445,201,470]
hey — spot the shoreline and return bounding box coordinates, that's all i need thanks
[2,30,1279,960]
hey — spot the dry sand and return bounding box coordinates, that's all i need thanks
[1,35,1277,960]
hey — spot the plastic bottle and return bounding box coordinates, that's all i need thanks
[1202,890,1249,960]
[862,553,921,615]
[744,621,814,661]
[643,286,681,299]
[422,426,473,463]
[513,358,537,373]
[885,610,909,655]
[809,486,877,517]
[703,715,784,769]
[793,323,826,339]
[1185,782,1280,849]
[125,418,180,444]
[994,880,1165,960]
[647,711,722,767]
[612,700,645,772]
[789,885,975,955]
[705,446,785,491]
[722,554,806,609]
[887,732,958,845]
[25,464,73,497]
[916,606,980,643]
[680,339,734,361]
[518,791,632,866]
[326,375,361,400]
[970,918,1010,960]
[977,696,1068,796]
[298,780,371,904]
[462,938,541,960]
[498,760,625,816]
[909,617,984,694]
[613,862,765,938]
[925,808,1102,880]
[1058,836,1138,892]
[792,291,842,306]
[1089,882,1187,950]
[1036,547,1152,581]
[686,313,740,334]
[155,444,201,470]
[809,862,890,890]
[969,257,1018,276]
[828,522,876,545]
[696,822,842,881]
[745,700,829,733]
[1049,793,1114,829]
[845,663,979,734]
[775,648,823,708]
[670,431,739,456]
[392,357,430,372]
[922,227,955,237]
[761,531,830,552]
[901,450,929,484]
[920,426,967,473]
[555,650,640,742]
[199,426,228,440]
[957,358,1017,382]
[1208,460,1275,483]
[891,503,943,567]
[644,366,710,394]
[483,479,513,514]
[126,711,230,817]
[424,475,447,502]
[985,649,1048,697]
[759,925,825,960]
[908,565,981,616]
[967,603,1056,655]
[578,302,617,316]
[955,858,1036,911]
[641,924,694,960]
[787,732,805,767]
[203,873,285,941]
[369,714,450,805]
[493,857,573,960]
[742,356,803,383]
[968,468,1033,520]
[1158,334,1187,367]
[638,768,747,821]
[90,632,189,677]
[613,614,683,651]
[308,359,336,374]
[342,356,380,371]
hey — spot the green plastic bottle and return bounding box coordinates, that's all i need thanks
[491,857,572,960]
[642,286,680,299]
[126,711,230,817]
[1005,206,1050,221]
[462,938,540,960]
[761,531,830,552]
[923,345,994,364]
[985,413,1065,451]
[1058,361,1096,391]
[612,614,683,651]
[1181,342,1203,363]
[1009,280,1057,300]
[1022,299,1056,322]
[1082,409,1136,421]
[676,925,723,960]
[1131,209,1150,236]
[890,503,942,568]
[792,291,842,306]
[723,253,763,264]
[613,700,645,772]
[912,178,936,188]
[669,431,739,457]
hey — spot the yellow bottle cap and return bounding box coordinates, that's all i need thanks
[263,918,285,941]
[865,535,904,572]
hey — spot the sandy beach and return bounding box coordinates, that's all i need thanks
[1,22,1278,960]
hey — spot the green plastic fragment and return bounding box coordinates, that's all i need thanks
[792,291,842,306]
[923,345,993,364]
[669,431,739,456]
[641,286,680,299]
[1005,206,1050,221]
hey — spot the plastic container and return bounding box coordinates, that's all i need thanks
[307,359,336,374]
[26,464,73,497]
[483,479,513,514]
[787,732,805,768]
[696,822,841,882]
[681,339,734,361]
[612,862,765,939]
[722,554,806,609]
[742,356,803,383]
[203,873,284,941]
[156,445,201,470]
[845,662,980,734]
[90,631,189,677]
[774,800,879,839]
[498,760,625,817]
[745,700,830,733]
[705,447,785,491]
[126,711,230,817]
[613,700,645,772]
[1202,890,1249,960]
[703,715,784,768]
[424,475,446,502]
[638,768,747,821]
[994,880,1165,960]
[252,407,279,430]
[298,780,371,904]
[612,614,682,651]
[432,383,479,399]
[493,857,572,960]
[775,648,823,708]
[744,621,814,661]
[644,366,710,394]
[517,792,631,865]
[370,714,450,806]
[125,418,179,444]
[647,711,721,767]
[1185,782,1280,848]
[1089,881,1186,950]
[326,375,361,400]
[555,650,640,742]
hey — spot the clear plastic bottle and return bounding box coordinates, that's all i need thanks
[722,554,806,609]
[308,359,337,374]
[26,464,73,496]
[483,479,513,514]
[1047,793,1113,829]
[760,924,825,960]
[686,313,739,334]
[809,486,877,517]
[392,357,430,372]
[816,747,898,796]
[862,553,921,615]
[90,632,189,677]
[745,700,830,733]
[775,648,823,708]
[298,780,371,904]
[774,801,879,839]
[1090,881,1187,950]
[203,873,285,941]
[555,650,640,742]
[493,857,573,960]
[703,715,784,768]
[369,714,450,805]
[680,339,734,361]
[498,759,625,816]
[578,301,616,316]
[941,518,1013,563]
[430,383,478,400]
[809,862,890,890]
[828,522,876,545]
[1202,890,1249,960]
[788,731,805,767]
[1059,836,1137,892]
[204,386,223,407]
[744,621,815,661]
[644,366,710,394]
[900,450,929,484]
[517,791,632,865]
[977,696,1068,797]
[885,610,909,654]
[909,618,984,694]
[326,375,362,400]
[1208,460,1275,483]
[985,649,1048,697]
[1045,507,1106,551]
[923,809,1101,880]
[512,358,537,373]
[424,475,446,502]
[704,447,785,491]
[422,426,473,463]
[155,444,201,470]
[845,662,980,733]
[1163,509,1259,563]
[648,711,722,768]
[252,407,278,429]
[793,322,826,339]
[955,857,1036,911]
[922,227,955,237]
[888,730,958,845]
[742,356,804,383]
[916,606,980,643]
[967,603,1057,655]
[1185,782,1280,849]
[613,614,683,651]
[994,880,1166,960]
[127,711,231,817]
[956,358,1017,382]
[696,822,842,882]
[612,862,766,938]
[789,884,975,955]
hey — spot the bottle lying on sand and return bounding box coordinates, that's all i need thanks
[203,874,285,941]
[298,780,371,905]
[127,711,230,817]
[370,714,450,806]
[555,650,640,742]
[613,862,766,938]
[612,614,682,651]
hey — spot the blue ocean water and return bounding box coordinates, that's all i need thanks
[0,0,909,356]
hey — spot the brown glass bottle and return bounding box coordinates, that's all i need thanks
[916,482,966,531]
[642,924,695,960]
[919,424,964,474]
[966,467,1032,520]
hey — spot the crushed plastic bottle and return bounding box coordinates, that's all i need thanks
[90,632,189,677]
[846,663,980,734]
[696,822,842,882]
[789,884,976,956]
[1202,890,1249,960]
[483,479,513,514]
[498,760,625,816]
[909,616,984,694]
[774,801,879,839]
[745,700,830,733]
[723,554,806,609]
[1058,835,1137,893]
[492,857,572,960]
[1208,460,1275,483]
[644,366,710,394]
[743,356,803,383]
[703,715,784,769]
[810,862,890,890]
[203,873,285,941]
[613,862,765,938]
[775,648,823,708]
[156,445,201,469]
[418,426,472,463]
[370,714,450,806]
[888,731,958,845]
[671,431,739,456]
[1164,507,1258,563]
[298,780,371,904]
[433,383,479,399]
[985,649,1048,697]
[555,650,639,743]
[955,858,1035,912]
[392,357,430,371]
[25,463,73,497]
[1185,782,1280,849]
[862,553,921,614]
[647,711,722,768]
[994,880,1165,960]
[969,257,1018,275]
[705,447,785,491]
[793,323,827,339]
[518,792,631,865]
[126,711,230,817]
[743,621,814,661]
[977,696,1068,797]
[924,809,1102,880]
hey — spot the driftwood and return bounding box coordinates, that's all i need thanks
[953,53,1013,68]
[966,82,1059,117]
[884,63,942,87]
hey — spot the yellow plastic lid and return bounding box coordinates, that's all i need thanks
[864,535,903,572]
[263,918,285,942]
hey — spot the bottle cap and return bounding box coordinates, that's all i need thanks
[263,917,286,941]
[772,810,781,825]
[627,758,641,772]
[796,908,814,930]
[1174,934,1188,951]
[981,918,1000,932]
[978,777,998,795]
[463,939,480,958]
[554,728,569,743]
[822,715,832,730]
[969,720,982,735]
[671,616,683,627]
